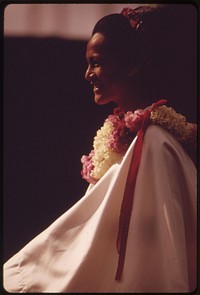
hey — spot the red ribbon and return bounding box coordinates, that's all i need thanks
[115,99,167,281]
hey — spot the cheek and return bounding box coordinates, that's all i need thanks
[109,63,126,81]
[101,69,121,84]
[108,71,127,88]
[99,63,119,79]
[99,62,127,87]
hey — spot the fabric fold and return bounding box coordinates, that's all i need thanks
[4,125,196,293]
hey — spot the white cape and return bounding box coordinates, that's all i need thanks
[4,125,197,292]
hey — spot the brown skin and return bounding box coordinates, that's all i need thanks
[85,32,149,112]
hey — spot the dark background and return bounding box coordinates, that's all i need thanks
[3,37,115,261]
[3,7,197,263]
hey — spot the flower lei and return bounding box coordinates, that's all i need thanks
[81,101,196,184]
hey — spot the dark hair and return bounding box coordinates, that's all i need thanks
[91,4,197,122]
[92,13,141,67]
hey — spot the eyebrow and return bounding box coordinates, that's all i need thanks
[86,53,102,62]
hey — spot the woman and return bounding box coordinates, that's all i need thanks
[4,4,197,292]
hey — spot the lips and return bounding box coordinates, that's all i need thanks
[91,82,103,93]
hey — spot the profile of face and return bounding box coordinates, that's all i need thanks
[85,32,130,106]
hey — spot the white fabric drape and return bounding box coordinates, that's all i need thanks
[4,125,197,292]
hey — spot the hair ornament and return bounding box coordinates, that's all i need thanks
[121,6,156,31]
[121,7,142,30]
[136,20,143,29]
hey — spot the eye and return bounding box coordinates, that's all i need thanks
[89,57,103,68]
[92,60,101,67]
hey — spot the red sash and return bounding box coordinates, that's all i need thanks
[115,99,167,280]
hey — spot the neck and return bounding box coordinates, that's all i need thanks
[115,92,152,113]
[113,77,155,112]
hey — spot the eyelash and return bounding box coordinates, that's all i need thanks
[92,61,100,67]
[89,59,102,68]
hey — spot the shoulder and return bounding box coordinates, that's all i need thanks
[142,124,195,168]
[144,124,178,149]
[143,124,187,161]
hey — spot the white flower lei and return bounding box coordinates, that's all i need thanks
[92,121,123,180]
[150,105,196,144]
[81,102,196,184]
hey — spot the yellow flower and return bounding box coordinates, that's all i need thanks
[150,106,196,145]
[91,121,123,179]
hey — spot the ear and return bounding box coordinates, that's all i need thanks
[127,65,141,77]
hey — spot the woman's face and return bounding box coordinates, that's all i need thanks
[85,33,129,106]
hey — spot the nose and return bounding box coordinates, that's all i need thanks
[85,65,93,81]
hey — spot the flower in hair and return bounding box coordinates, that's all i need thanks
[121,6,157,30]
[121,7,142,29]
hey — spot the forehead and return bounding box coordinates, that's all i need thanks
[86,33,109,58]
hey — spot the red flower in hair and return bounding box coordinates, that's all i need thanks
[121,7,142,29]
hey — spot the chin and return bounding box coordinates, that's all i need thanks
[94,94,111,105]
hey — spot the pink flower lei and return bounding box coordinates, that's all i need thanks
[81,104,150,184]
[106,107,145,153]
[81,100,197,185]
